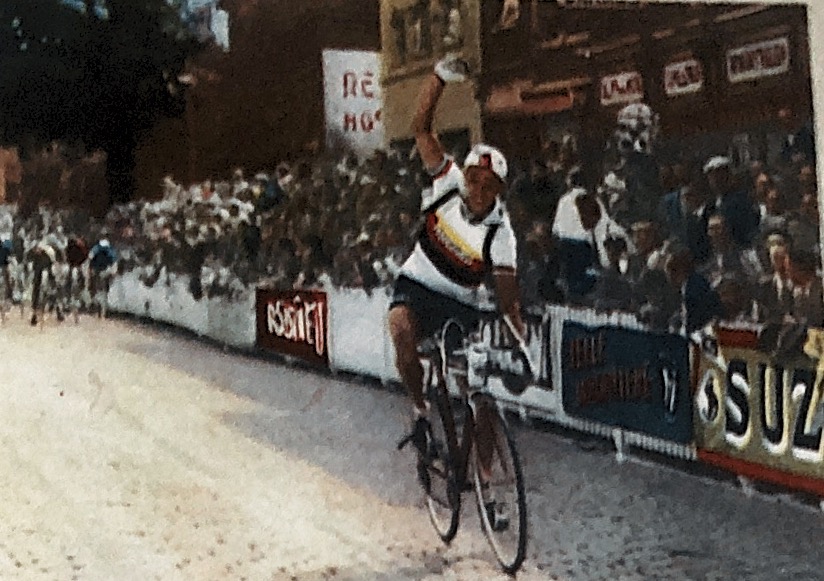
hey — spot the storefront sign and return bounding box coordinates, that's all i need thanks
[664,58,703,96]
[726,37,790,83]
[600,71,644,106]
[561,322,692,442]
[322,49,385,156]
[256,288,329,367]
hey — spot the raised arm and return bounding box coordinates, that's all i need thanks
[411,74,447,172]
[412,55,470,173]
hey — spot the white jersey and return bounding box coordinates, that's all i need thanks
[400,158,517,306]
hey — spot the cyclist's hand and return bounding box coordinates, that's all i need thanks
[434,54,470,84]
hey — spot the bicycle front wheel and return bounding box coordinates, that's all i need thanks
[423,377,461,543]
[471,402,527,574]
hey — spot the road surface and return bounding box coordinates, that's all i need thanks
[0,313,823,580]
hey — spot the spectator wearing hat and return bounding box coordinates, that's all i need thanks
[658,166,713,264]
[703,155,760,248]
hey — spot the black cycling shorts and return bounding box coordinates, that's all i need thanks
[389,275,480,341]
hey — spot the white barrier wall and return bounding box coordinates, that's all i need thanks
[107,277,695,460]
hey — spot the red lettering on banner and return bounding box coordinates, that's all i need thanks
[360,71,375,99]
[343,71,358,97]
[343,113,358,132]
[266,296,326,357]
[343,111,382,133]
[360,111,375,132]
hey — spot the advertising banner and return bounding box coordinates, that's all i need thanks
[726,37,790,83]
[322,49,385,156]
[695,327,824,495]
[476,310,552,393]
[256,288,329,368]
[561,322,692,443]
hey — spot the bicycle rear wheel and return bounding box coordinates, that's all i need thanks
[421,362,461,543]
[471,402,527,574]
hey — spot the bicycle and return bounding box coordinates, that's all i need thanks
[398,315,529,574]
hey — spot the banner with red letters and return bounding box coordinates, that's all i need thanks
[322,49,385,157]
[256,288,329,367]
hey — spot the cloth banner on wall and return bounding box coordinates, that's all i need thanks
[322,49,385,157]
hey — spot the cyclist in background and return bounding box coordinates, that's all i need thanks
[65,234,90,312]
[389,55,535,527]
[88,232,117,317]
[27,236,61,325]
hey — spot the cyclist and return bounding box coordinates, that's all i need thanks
[27,236,62,325]
[88,233,117,316]
[65,234,90,312]
[389,55,535,528]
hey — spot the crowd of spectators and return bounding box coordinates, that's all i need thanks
[0,111,819,346]
[508,112,820,339]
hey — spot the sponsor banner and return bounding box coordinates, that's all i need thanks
[561,322,692,443]
[475,310,552,393]
[256,288,329,367]
[695,327,824,486]
[322,49,385,157]
[726,37,790,83]
[600,71,644,107]
[664,58,703,97]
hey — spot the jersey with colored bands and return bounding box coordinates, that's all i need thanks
[399,159,517,306]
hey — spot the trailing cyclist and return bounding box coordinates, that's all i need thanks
[88,232,118,317]
[388,54,536,530]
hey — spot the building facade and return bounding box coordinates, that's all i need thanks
[478,1,812,170]
[379,0,484,157]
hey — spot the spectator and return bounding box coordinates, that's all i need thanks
[787,192,820,256]
[700,213,763,288]
[778,106,816,168]
[716,275,757,323]
[755,236,794,323]
[703,156,760,247]
[518,221,563,306]
[552,175,630,301]
[787,248,824,328]
[590,236,634,312]
[658,166,712,263]
[664,246,723,334]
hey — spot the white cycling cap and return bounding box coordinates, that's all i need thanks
[702,155,731,174]
[463,143,508,183]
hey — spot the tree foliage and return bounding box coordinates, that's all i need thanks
[0,0,203,201]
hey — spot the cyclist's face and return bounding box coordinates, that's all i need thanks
[464,166,504,218]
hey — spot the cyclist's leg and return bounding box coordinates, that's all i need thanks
[31,264,43,324]
[474,398,498,481]
[388,304,426,412]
